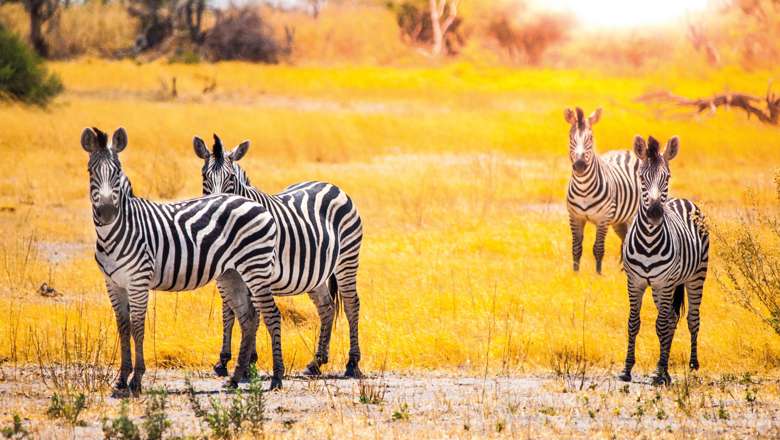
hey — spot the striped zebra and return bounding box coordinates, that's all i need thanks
[193,134,364,378]
[565,107,640,274]
[619,135,709,386]
[81,127,280,394]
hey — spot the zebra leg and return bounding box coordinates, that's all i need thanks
[593,222,609,274]
[303,282,336,376]
[651,285,676,386]
[613,223,628,266]
[569,216,585,272]
[246,282,284,390]
[127,289,149,396]
[214,285,235,377]
[336,274,362,378]
[218,271,258,387]
[686,278,705,371]
[619,276,645,382]
[106,278,132,397]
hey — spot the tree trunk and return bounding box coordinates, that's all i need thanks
[28,5,48,58]
[430,0,444,56]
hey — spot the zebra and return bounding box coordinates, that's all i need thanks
[193,134,364,379]
[619,135,709,386]
[565,107,641,274]
[81,127,281,394]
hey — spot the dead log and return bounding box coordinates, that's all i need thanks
[637,85,780,125]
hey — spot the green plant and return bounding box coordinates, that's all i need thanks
[1,414,28,439]
[143,388,171,440]
[102,399,140,440]
[718,402,730,420]
[391,403,410,421]
[46,392,87,426]
[357,379,386,405]
[187,375,265,438]
[0,23,63,106]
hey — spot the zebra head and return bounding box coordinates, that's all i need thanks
[564,107,602,176]
[81,127,129,226]
[633,135,680,226]
[193,134,250,196]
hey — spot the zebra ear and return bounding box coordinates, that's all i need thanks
[230,141,250,162]
[193,136,210,160]
[564,108,577,125]
[588,108,602,126]
[112,127,128,153]
[633,135,647,160]
[81,128,97,153]
[664,136,680,161]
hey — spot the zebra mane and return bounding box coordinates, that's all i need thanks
[212,134,224,166]
[575,107,585,130]
[647,136,661,162]
[92,127,109,150]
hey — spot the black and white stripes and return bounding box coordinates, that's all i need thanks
[565,107,641,274]
[619,135,709,385]
[83,127,278,394]
[194,134,364,379]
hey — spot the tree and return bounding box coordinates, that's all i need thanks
[428,0,457,56]
[0,0,60,57]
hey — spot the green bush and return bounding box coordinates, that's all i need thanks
[0,23,63,106]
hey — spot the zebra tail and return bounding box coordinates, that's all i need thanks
[673,284,686,323]
[329,273,342,328]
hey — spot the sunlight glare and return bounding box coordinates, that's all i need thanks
[541,0,711,29]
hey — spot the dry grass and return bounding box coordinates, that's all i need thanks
[0,60,779,382]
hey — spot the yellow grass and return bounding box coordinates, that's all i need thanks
[1,59,779,378]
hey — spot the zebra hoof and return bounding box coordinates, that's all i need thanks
[224,378,239,390]
[268,377,283,391]
[214,362,229,377]
[617,371,632,382]
[111,386,130,399]
[690,360,699,371]
[651,370,671,387]
[303,362,322,377]
[344,361,363,379]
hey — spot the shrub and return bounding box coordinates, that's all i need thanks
[186,374,265,439]
[204,7,288,63]
[486,5,571,65]
[717,173,780,335]
[102,400,140,440]
[46,392,87,427]
[142,388,171,440]
[0,23,62,106]
[1,414,28,439]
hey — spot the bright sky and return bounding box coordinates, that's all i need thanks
[539,0,711,29]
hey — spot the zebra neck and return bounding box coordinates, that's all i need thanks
[238,183,272,207]
[634,209,669,240]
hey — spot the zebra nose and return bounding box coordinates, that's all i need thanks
[96,199,118,224]
[573,160,587,173]
[647,202,664,221]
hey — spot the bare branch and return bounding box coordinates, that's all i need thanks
[638,86,780,125]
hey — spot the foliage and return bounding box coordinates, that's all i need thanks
[0,23,62,105]
[1,415,28,439]
[486,3,571,65]
[717,174,780,335]
[102,400,141,440]
[142,388,171,440]
[203,7,289,63]
[385,0,464,55]
[186,375,265,439]
[46,392,87,426]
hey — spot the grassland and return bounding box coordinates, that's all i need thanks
[1,59,779,397]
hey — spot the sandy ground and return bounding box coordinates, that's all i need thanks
[2,366,780,439]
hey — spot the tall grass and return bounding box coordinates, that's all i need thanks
[0,60,779,377]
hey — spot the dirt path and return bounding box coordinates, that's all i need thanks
[1,367,779,438]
